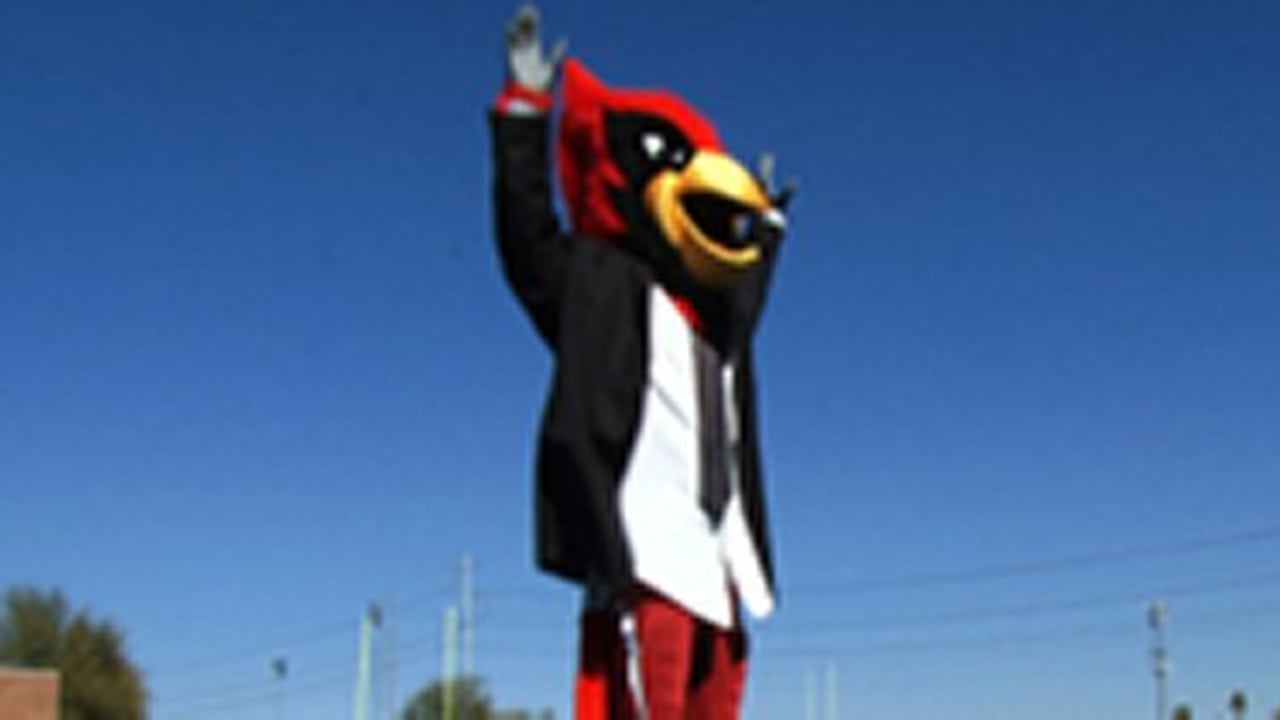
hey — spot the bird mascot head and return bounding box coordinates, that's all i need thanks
[556,59,775,289]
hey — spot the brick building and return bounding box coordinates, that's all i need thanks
[0,668,59,720]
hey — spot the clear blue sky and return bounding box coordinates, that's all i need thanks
[3,1,1278,719]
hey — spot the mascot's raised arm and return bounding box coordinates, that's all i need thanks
[488,5,793,718]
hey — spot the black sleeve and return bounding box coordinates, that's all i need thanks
[490,112,575,347]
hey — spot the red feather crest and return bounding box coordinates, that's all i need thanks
[556,59,722,238]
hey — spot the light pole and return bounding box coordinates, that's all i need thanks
[1148,601,1169,720]
[271,656,288,720]
[354,603,383,720]
[442,606,460,720]
[460,554,474,680]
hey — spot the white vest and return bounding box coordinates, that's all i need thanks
[616,289,776,628]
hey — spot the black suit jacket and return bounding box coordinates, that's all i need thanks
[490,112,778,601]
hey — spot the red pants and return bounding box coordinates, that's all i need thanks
[575,589,748,720]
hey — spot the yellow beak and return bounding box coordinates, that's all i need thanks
[644,151,773,288]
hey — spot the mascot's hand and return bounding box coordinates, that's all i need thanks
[756,152,797,234]
[505,4,568,94]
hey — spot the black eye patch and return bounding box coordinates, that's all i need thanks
[605,112,694,185]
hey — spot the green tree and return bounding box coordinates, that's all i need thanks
[1173,703,1194,720]
[1229,689,1248,720]
[400,675,552,720]
[401,675,494,720]
[0,586,147,720]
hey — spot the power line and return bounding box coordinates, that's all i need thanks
[146,617,355,679]
[798,523,1280,594]
[153,595,1280,715]
[155,635,439,717]
[159,595,1280,717]
[763,599,1280,659]
[163,665,356,720]
[785,569,1280,632]
[139,522,1280,707]
[145,586,455,680]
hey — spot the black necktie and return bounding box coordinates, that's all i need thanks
[695,338,731,525]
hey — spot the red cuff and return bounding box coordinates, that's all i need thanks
[494,81,554,114]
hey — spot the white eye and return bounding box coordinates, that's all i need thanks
[670,148,687,166]
[641,132,666,160]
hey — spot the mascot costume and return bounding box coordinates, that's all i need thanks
[489,6,792,718]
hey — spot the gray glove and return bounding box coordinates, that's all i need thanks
[505,4,568,93]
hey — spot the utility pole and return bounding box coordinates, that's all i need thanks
[825,662,839,720]
[460,554,474,680]
[354,604,383,720]
[442,605,460,720]
[1148,601,1169,720]
[382,600,397,720]
[804,667,816,720]
[806,663,839,720]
